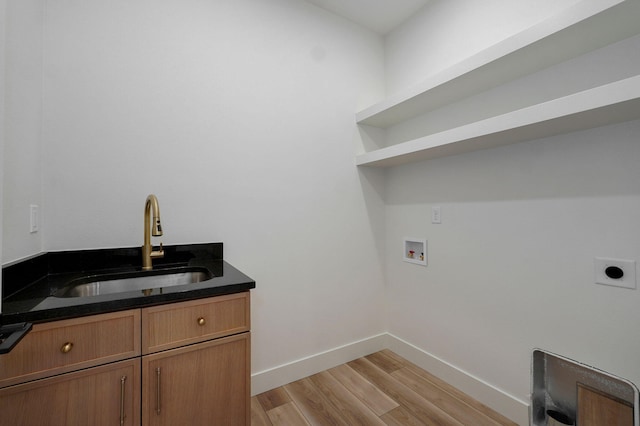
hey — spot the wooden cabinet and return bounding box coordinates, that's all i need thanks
[142,334,250,426]
[0,292,251,426]
[0,359,140,426]
[141,292,251,425]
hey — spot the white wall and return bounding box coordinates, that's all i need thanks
[383,0,640,411]
[35,0,387,376]
[384,0,582,94]
[2,0,43,264]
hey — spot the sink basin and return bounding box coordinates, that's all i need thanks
[54,267,213,298]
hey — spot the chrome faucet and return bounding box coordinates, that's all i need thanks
[142,194,164,270]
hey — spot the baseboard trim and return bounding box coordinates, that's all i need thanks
[251,332,529,425]
[386,334,530,426]
[251,333,388,395]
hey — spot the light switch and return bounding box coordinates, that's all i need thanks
[431,206,441,224]
[30,205,39,233]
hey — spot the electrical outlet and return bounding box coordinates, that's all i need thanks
[594,258,636,289]
[30,205,39,233]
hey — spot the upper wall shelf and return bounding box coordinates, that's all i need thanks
[356,0,640,129]
[356,76,640,167]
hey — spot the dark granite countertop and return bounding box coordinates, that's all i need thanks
[1,243,255,325]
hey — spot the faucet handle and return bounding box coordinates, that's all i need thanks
[151,242,165,259]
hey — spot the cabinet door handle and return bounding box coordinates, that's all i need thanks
[60,342,73,353]
[155,367,162,415]
[119,376,127,426]
[197,317,206,326]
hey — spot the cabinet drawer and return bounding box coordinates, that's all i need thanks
[0,309,140,389]
[141,292,250,354]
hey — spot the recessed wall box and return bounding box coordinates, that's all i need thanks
[595,258,636,289]
[403,238,427,266]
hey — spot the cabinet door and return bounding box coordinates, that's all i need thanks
[0,358,140,426]
[142,332,250,426]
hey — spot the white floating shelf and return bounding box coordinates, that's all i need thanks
[356,76,640,167]
[356,0,640,129]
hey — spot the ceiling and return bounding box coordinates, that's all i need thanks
[304,0,430,34]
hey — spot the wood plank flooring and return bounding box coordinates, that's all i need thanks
[252,349,517,425]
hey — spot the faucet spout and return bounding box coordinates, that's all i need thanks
[142,194,164,270]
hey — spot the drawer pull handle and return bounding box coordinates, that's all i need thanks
[197,317,206,326]
[60,342,74,353]
[156,367,162,415]
[120,376,127,425]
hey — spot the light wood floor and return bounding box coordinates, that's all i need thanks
[251,349,517,425]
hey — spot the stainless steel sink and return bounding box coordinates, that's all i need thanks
[54,267,213,298]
